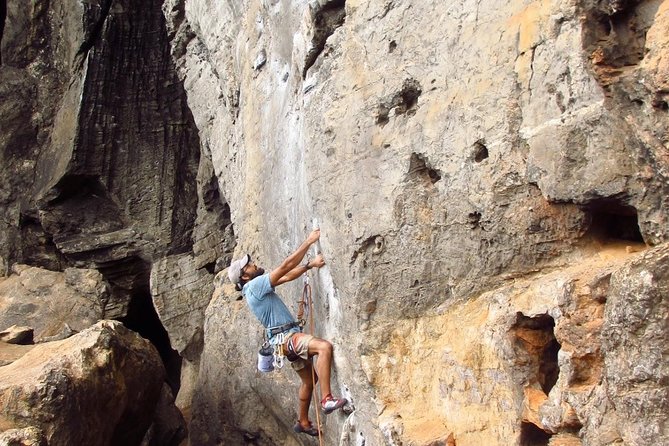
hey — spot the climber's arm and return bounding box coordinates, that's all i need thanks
[269,230,321,287]
[274,254,326,286]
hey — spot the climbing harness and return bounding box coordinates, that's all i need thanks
[260,317,305,371]
[267,321,302,338]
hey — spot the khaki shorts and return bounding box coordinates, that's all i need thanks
[284,333,313,371]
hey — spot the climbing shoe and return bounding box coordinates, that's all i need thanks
[293,421,320,437]
[321,394,348,414]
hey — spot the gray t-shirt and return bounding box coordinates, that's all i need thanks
[243,273,300,341]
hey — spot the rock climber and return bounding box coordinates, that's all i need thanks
[228,228,347,437]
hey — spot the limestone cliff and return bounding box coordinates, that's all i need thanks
[1,0,668,445]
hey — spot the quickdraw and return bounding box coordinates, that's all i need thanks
[272,332,287,369]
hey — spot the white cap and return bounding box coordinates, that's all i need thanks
[228,254,250,285]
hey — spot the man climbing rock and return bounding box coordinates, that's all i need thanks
[228,229,347,437]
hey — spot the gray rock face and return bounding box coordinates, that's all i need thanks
[150,253,212,357]
[0,0,84,275]
[29,0,204,319]
[1,0,668,445]
[0,265,106,341]
[1,1,228,438]
[0,321,166,446]
[0,0,220,320]
[162,0,669,444]
[188,277,304,446]
[600,245,669,446]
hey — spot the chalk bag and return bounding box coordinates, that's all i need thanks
[258,344,274,372]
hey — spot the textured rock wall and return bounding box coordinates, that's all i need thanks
[0,0,668,445]
[0,0,84,274]
[0,1,229,443]
[0,264,107,341]
[0,0,231,314]
[0,0,236,387]
[163,0,669,445]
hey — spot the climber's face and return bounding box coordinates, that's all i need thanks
[241,262,264,281]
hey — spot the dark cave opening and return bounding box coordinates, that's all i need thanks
[98,255,182,394]
[468,211,482,229]
[512,312,561,394]
[473,140,489,162]
[44,174,110,204]
[540,336,561,394]
[376,78,423,126]
[397,80,421,115]
[302,0,346,77]
[119,282,182,394]
[582,200,644,243]
[652,97,668,111]
[520,421,551,446]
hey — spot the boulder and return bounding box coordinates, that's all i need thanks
[0,427,47,446]
[0,344,34,368]
[0,327,33,346]
[150,254,213,358]
[0,320,166,446]
[0,265,107,341]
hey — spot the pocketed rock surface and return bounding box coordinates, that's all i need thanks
[1,0,668,445]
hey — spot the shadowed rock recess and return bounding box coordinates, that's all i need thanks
[1,0,668,445]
